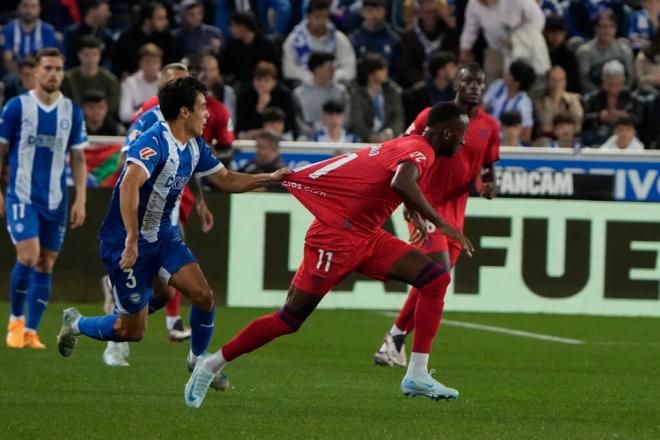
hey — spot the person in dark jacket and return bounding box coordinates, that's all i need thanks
[62,0,114,69]
[403,51,457,125]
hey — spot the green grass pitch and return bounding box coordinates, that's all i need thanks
[1,303,659,439]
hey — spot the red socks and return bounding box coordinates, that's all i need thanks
[395,287,420,333]
[166,290,181,317]
[222,311,297,362]
[411,271,450,353]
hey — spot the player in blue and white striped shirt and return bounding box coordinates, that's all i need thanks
[0,48,88,349]
[56,78,289,395]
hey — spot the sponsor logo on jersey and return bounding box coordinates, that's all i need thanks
[409,151,427,163]
[165,175,189,190]
[281,181,327,197]
[140,147,157,160]
[27,134,64,150]
[369,144,382,156]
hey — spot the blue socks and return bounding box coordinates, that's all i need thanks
[78,314,120,341]
[26,272,51,331]
[9,262,33,317]
[189,305,215,356]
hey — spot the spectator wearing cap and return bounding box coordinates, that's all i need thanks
[547,113,583,150]
[82,90,126,137]
[202,54,237,122]
[220,11,280,86]
[282,0,357,84]
[350,53,404,143]
[600,116,645,151]
[173,1,222,56]
[401,0,458,87]
[2,0,58,73]
[349,0,402,80]
[581,60,642,146]
[533,65,583,139]
[119,43,163,123]
[236,61,295,136]
[484,59,536,143]
[112,2,181,79]
[544,14,580,92]
[635,30,660,90]
[293,52,350,138]
[62,35,119,117]
[459,0,545,85]
[403,51,457,125]
[500,110,524,146]
[576,9,635,93]
[62,0,113,69]
[310,99,360,143]
[2,56,36,102]
[628,0,660,51]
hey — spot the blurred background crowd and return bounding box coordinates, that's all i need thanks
[1,0,659,159]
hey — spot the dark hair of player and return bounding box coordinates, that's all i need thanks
[427,102,467,128]
[552,113,576,127]
[428,51,457,78]
[159,77,207,121]
[77,34,103,51]
[322,99,346,114]
[357,53,388,86]
[509,60,536,92]
[308,52,335,72]
[262,107,286,123]
[35,47,64,64]
[500,110,522,127]
[307,0,332,14]
[456,62,483,79]
[230,11,259,33]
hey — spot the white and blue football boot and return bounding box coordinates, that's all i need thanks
[401,369,459,400]
[185,354,217,408]
[57,307,81,357]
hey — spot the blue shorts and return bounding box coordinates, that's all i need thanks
[5,198,66,252]
[100,229,197,314]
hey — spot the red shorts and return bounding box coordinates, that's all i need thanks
[292,220,414,296]
[179,186,195,225]
[408,222,463,267]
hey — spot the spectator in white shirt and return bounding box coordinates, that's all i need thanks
[459,0,545,84]
[484,59,536,143]
[600,116,645,151]
[282,0,357,84]
[119,43,162,123]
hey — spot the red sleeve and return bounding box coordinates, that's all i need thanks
[484,119,500,165]
[405,107,431,136]
[131,96,159,124]
[205,97,235,147]
[385,137,435,177]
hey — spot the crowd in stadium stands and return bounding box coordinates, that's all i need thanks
[0,0,659,152]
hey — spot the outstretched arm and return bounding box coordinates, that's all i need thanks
[205,166,291,193]
[391,161,474,255]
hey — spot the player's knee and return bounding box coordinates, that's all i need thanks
[191,288,214,312]
[118,326,145,342]
[277,306,305,333]
[17,254,38,267]
[35,258,55,273]
[414,262,451,299]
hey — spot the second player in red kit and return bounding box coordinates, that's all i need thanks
[184,103,474,408]
[374,63,500,368]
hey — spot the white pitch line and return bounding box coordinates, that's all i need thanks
[377,312,585,345]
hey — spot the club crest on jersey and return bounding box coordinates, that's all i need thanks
[409,151,427,162]
[480,128,489,140]
[139,147,157,160]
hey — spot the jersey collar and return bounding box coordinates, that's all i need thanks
[29,90,63,113]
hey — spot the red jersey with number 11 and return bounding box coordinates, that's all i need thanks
[283,135,436,238]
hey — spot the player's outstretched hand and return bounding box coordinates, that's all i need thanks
[70,199,86,228]
[481,181,498,200]
[439,224,475,257]
[196,200,214,233]
[270,167,292,183]
[406,210,428,245]
[120,236,138,270]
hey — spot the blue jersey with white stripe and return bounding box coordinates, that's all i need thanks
[2,19,58,60]
[122,106,164,152]
[0,91,88,217]
[99,121,223,245]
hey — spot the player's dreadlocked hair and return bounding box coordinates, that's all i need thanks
[159,77,207,121]
[427,102,467,127]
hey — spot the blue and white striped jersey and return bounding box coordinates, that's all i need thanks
[1,19,58,60]
[122,106,164,153]
[0,91,88,216]
[99,121,223,244]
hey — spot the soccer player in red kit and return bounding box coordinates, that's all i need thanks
[184,103,474,408]
[373,63,500,368]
